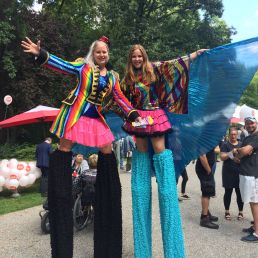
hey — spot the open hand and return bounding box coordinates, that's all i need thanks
[21,37,41,56]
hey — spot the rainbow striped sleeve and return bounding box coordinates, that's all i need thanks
[153,55,190,83]
[44,54,85,75]
[111,74,137,116]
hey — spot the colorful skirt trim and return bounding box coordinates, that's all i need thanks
[123,109,172,137]
[64,116,114,147]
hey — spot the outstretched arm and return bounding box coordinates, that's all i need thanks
[189,49,208,61]
[21,37,83,75]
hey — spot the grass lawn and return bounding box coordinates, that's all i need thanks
[0,180,43,215]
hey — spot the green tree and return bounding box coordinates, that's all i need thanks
[240,72,258,109]
[0,0,237,144]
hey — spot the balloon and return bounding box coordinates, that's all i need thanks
[0,159,9,166]
[8,179,19,189]
[33,170,42,179]
[19,176,29,187]
[28,162,36,172]
[4,179,10,188]
[4,95,12,105]
[0,167,10,178]
[0,176,5,187]
[9,168,19,179]
[27,174,36,185]
[17,163,25,170]
[9,159,18,169]
[17,170,26,179]
[25,165,31,173]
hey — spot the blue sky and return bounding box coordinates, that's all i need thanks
[222,0,258,42]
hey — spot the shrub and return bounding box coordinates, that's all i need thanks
[0,143,36,161]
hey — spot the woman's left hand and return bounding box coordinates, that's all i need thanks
[190,49,208,60]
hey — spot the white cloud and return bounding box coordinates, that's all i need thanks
[256,10,258,17]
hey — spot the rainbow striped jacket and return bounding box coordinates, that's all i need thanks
[37,49,138,138]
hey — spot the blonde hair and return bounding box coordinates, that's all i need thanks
[88,154,98,169]
[124,44,156,86]
[84,40,109,68]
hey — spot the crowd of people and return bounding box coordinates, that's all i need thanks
[191,118,258,243]
[21,34,258,258]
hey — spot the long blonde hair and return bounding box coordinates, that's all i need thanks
[84,40,109,68]
[124,44,156,86]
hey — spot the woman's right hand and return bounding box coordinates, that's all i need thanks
[21,37,41,56]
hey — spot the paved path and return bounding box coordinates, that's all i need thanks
[0,162,257,258]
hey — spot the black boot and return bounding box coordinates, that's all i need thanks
[48,150,73,258]
[94,151,122,258]
[200,215,219,229]
[208,210,219,222]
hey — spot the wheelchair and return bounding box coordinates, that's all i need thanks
[39,169,96,234]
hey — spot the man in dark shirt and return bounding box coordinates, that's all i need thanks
[36,137,52,196]
[196,148,219,229]
[234,117,258,242]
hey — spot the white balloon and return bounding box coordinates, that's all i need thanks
[33,170,42,179]
[28,162,36,172]
[0,176,5,186]
[8,179,19,189]
[17,162,26,171]
[27,174,36,185]
[0,162,9,176]
[0,159,9,166]
[1,167,10,178]
[4,179,10,188]
[25,165,31,173]
[19,176,29,187]
[9,168,19,179]
[17,170,26,179]
[9,159,18,169]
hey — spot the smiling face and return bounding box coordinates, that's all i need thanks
[245,120,257,134]
[131,48,144,70]
[93,41,109,68]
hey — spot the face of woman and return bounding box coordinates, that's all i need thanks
[131,49,143,69]
[229,130,237,142]
[93,42,109,68]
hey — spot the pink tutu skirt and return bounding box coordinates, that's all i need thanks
[64,116,114,147]
[123,109,172,137]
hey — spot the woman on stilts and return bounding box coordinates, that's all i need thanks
[21,36,140,258]
[121,45,205,258]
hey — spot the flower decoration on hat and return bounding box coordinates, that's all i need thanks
[98,36,110,47]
